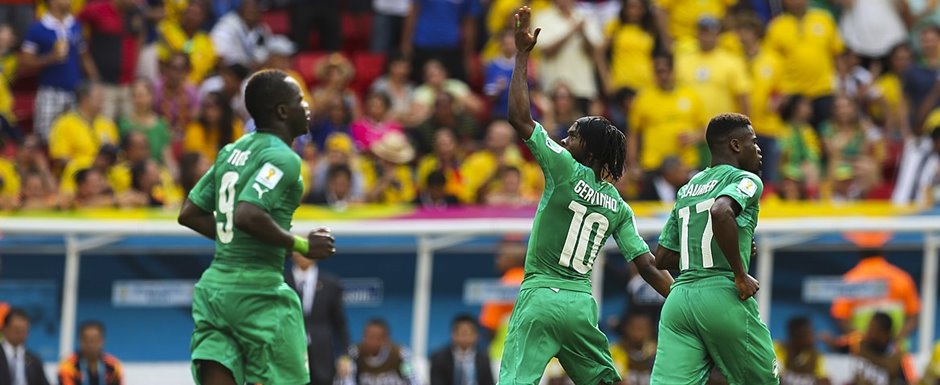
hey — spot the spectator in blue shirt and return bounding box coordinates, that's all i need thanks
[484,29,515,120]
[20,0,98,140]
[401,0,482,83]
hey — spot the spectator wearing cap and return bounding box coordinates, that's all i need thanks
[829,232,921,350]
[765,0,844,130]
[48,82,119,174]
[210,0,272,69]
[311,54,361,121]
[312,133,365,201]
[676,16,750,120]
[362,131,416,204]
[155,0,216,84]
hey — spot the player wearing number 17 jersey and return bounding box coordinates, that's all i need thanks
[650,113,778,385]
[500,7,674,385]
[178,70,337,385]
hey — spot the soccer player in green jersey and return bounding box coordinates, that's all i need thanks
[649,113,779,385]
[500,8,674,385]
[177,69,337,385]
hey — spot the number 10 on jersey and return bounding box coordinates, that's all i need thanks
[559,201,609,274]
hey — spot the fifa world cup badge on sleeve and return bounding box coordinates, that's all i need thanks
[737,178,758,198]
[256,163,284,189]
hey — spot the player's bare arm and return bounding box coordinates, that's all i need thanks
[654,245,680,271]
[234,202,336,260]
[633,252,674,298]
[507,6,541,140]
[711,196,760,300]
[178,199,217,240]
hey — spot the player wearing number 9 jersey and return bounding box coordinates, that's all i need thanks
[178,70,337,385]
[501,7,675,385]
[649,113,779,385]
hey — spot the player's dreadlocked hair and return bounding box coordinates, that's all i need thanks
[574,116,626,182]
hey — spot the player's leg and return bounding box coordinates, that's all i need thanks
[553,290,621,385]
[693,284,779,385]
[197,360,238,385]
[498,288,563,385]
[649,285,711,385]
[190,284,247,385]
[237,284,310,385]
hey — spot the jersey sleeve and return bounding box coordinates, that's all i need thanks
[715,171,763,214]
[524,121,578,183]
[188,165,216,212]
[657,203,680,252]
[612,203,651,262]
[236,149,301,212]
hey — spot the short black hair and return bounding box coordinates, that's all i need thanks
[451,314,478,331]
[787,316,811,336]
[870,312,893,334]
[243,69,295,125]
[4,307,28,327]
[79,320,105,336]
[97,144,119,165]
[575,116,626,181]
[120,131,147,152]
[705,113,752,152]
[365,318,389,333]
[74,168,98,187]
[778,95,806,122]
[130,159,152,191]
[327,164,352,181]
[426,170,447,187]
[75,81,99,104]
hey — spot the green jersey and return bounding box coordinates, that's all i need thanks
[659,164,763,285]
[188,132,304,286]
[521,123,650,293]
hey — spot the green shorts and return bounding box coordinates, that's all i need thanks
[190,281,309,385]
[498,287,620,385]
[650,276,779,385]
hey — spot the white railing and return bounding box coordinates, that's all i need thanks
[0,216,937,380]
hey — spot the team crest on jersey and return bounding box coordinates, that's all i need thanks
[738,178,758,197]
[546,137,564,153]
[256,162,284,189]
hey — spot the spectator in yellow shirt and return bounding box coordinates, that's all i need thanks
[737,14,785,184]
[415,128,465,199]
[654,0,736,48]
[773,317,830,385]
[922,341,940,385]
[676,17,750,119]
[610,313,657,384]
[599,0,659,130]
[156,0,216,84]
[48,82,119,174]
[628,54,708,177]
[0,137,18,210]
[765,0,844,129]
[459,120,539,204]
[68,167,116,209]
[361,131,416,204]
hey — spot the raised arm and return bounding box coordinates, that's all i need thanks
[507,7,541,140]
[710,196,759,300]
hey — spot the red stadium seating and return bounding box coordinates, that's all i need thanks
[262,10,290,36]
[351,52,386,97]
[341,13,372,54]
[292,51,329,87]
[13,91,35,134]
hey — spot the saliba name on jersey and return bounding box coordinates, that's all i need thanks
[573,180,618,211]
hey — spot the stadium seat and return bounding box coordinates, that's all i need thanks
[292,51,329,86]
[262,10,289,36]
[351,52,386,97]
[341,13,372,53]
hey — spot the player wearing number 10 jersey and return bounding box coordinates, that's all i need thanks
[649,113,778,385]
[178,70,337,385]
[500,7,674,385]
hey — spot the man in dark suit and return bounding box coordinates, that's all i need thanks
[285,251,351,385]
[430,315,495,385]
[0,308,50,385]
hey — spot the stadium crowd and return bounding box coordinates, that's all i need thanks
[3,0,940,211]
